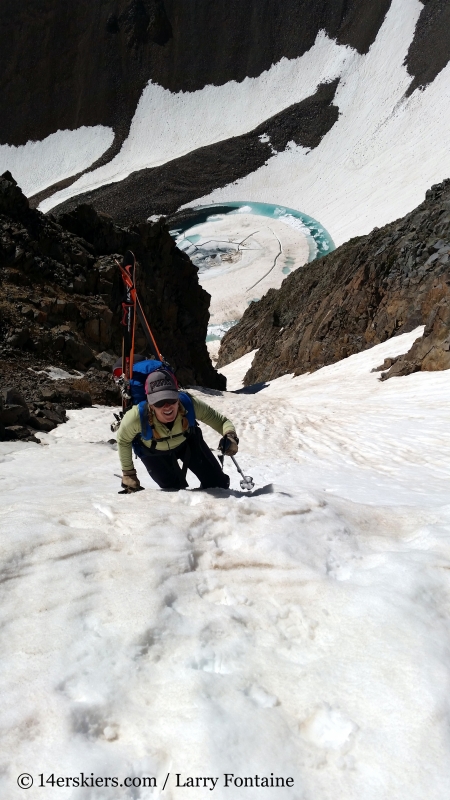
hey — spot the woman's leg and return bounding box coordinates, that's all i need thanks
[133,439,188,490]
[186,427,230,489]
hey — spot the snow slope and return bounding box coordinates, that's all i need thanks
[0,126,114,198]
[194,0,450,245]
[38,0,450,246]
[39,33,350,212]
[2,328,450,799]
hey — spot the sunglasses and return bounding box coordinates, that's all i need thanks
[152,398,179,408]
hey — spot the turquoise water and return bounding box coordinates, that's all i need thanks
[170,201,335,263]
[171,201,336,343]
[206,320,239,342]
[282,255,296,275]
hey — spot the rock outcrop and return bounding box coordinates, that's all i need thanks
[0,171,224,418]
[217,179,450,385]
[0,385,68,442]
[379,300,450,380]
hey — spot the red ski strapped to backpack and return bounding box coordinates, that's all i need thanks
[111,250,168,431]
[113,250,164,406]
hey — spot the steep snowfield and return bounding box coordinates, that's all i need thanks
[195,0,450,244]
[39,0,450,246]
[2,328,450,799]
[39,33,350,212]
[0,126,114,198]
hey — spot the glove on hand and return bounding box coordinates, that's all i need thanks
[219,431,239,456]
[121,468,141,491]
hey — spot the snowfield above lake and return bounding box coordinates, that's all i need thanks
[39,31,350,213]
[36,0,450,248]
[194,0,450,245]
[2,328,450,799]
[0,126,114,198]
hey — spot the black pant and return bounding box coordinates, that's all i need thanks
[132,426,230,490]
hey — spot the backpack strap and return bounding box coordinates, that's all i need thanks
[179,392,196,428]
[138,400,153,441]
[138,394,196,443]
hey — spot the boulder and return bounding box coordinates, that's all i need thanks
[40,388,58,402]
[64,337,95,366]
[95,351,117,371]
[71,389,92,406]
[40,408,65,424]
[0,404,28,426]
[3,387,29,411]
[5,425,40,442]
[28,415,57,432]
[0,388,30,425]
[6,327,30,348]
[0,423,18,441]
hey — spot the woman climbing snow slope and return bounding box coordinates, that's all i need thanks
[117,368,238,491]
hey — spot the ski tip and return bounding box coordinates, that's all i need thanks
[122,250,135,268]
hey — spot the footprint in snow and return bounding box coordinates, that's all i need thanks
[71,703,119,742]
[93,503,115,521]
[198,584,249,606]
[300,705,358,751]
[246,684,279,708]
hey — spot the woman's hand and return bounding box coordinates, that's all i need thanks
[218,431,239,456]
[121,468,141,490]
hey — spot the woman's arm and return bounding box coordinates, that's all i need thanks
[116,406,142,471]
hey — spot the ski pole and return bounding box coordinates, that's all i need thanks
[217,442,254,491]
[230,455,254,491]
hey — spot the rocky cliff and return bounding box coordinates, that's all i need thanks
[0,171,224,441]
[217,179,450,384]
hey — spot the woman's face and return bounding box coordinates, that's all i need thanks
[151,400,179,424]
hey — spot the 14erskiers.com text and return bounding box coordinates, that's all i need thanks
[33,771,295,790]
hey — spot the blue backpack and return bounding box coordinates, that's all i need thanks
[128,359,196,442]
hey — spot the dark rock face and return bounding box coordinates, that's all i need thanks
[217,179,450,385]
[0,0,390,150]
[50,80,340,223]
[405,0,450,95]
[0,172,225,413]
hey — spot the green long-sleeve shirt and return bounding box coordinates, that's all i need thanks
[116,393,235,471]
